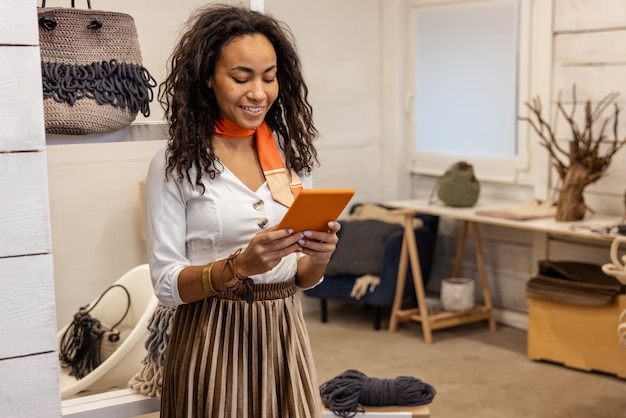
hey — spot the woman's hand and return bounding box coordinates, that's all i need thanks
[234,227,302,279]
[292,221,341,288]
[296,221,341,264]
[234,221,341,290]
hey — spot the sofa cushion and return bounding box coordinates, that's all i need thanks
[343,203,422,228]
[325,219,403,276]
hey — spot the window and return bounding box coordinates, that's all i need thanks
[408,0,534,183]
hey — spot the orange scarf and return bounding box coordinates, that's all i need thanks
[214,117,303,207]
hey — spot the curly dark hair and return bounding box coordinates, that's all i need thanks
[159,4,319,193]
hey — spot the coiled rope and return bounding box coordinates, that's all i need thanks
[320,369,436,418]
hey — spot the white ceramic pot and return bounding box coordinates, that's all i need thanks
[441,277,475,311]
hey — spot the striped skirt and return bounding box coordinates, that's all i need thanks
[160,279,322,418]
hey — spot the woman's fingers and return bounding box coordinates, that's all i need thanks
[237,228,302,276]
[240,221,341,274]
[296,222,341,263]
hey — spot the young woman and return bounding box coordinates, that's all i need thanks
[144,4,338,417]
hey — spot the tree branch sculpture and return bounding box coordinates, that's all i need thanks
[520,85,626,221]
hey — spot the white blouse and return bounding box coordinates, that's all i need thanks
[145,147,313,306]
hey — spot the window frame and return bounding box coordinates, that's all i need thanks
[406,0,542,185]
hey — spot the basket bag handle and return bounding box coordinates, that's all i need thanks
[41,0,93,8]
[39,1,104,31]
[83,283,131,330]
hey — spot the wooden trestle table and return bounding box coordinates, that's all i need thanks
[384,198,622,344]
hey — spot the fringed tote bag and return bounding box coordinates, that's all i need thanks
[38,0,157,135]
[58,284,131,379]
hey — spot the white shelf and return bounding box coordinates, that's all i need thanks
[46,122,168,146]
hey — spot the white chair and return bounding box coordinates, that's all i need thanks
[57,264,159,400]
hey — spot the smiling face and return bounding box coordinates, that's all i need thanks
[208,34,279,130]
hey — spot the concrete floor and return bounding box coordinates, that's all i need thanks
[306,300,626,418]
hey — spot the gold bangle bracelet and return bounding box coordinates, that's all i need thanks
[201,262,222,297]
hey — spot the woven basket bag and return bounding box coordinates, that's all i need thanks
[38,1,156,135]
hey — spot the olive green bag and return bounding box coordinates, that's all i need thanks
[429,161,480,207]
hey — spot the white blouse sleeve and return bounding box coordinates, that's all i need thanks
[144,148,187,306]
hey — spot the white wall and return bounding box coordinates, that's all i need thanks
[265,0,387,200]
[48,139,164,327]
[5,0,626,415]
[0,1,60,417]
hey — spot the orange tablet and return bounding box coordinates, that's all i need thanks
[276,188,355,232]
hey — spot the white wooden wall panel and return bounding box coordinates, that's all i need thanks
[0,0,39,45]
[552,32,626,141]
[554,30,626,65]
[1,1,58,416]
[0,152,51,258]
[583,192,626,216]
[547,236,612,262]
[555,0,626,32]
[0,352,61,418]
[0,254,56,359]
[585,151,626,195]
[552,66,626,103]
[0,48,46,152]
